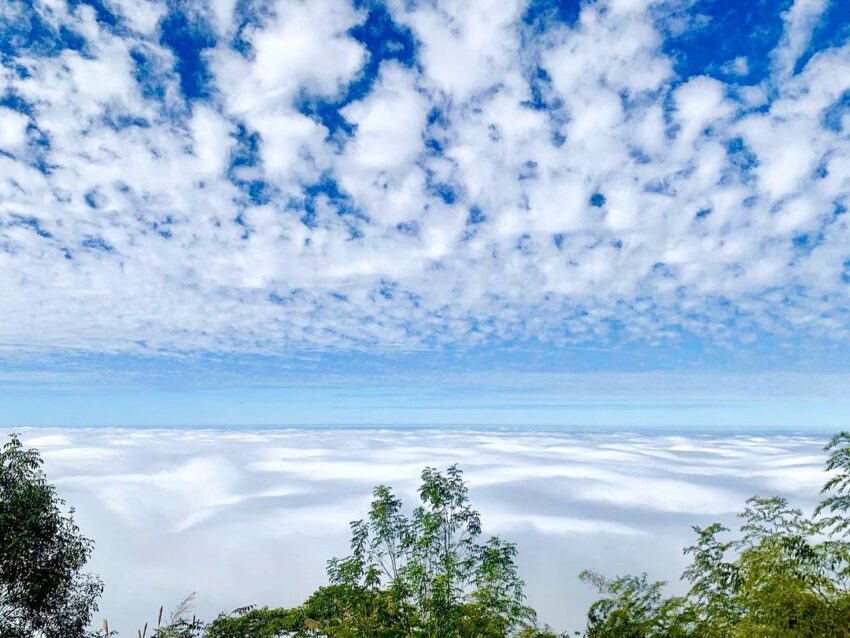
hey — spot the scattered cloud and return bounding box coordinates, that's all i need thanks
[0,0,848,355]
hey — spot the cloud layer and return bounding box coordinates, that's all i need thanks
[19,427,829,633]
[0,0,849,353]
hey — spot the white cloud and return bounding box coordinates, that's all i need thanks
[0,0,849,354]
[395,0,524,101]
[721,56,749,76]
[108,0,167,35]
[674,76,731,145]
[774,0,829,77]
[341,63,426,175]
[210,0,366,186]
[0,107,29,151]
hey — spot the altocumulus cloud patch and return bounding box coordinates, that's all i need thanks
[1,0,850,352]
[20,427,828,633]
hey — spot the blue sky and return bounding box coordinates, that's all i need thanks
[1,0,850,427]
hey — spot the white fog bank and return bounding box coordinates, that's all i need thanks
[16,427,830,634]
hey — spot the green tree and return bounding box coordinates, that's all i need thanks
[205,605,303,638]
[0,433,103,638]
[579,570,691,638]
[683,496,850,637]
[328,464,537,636]
[207,585,411,638]
[680,522,741,636]
[816,431,850,536]
[732,497,850,637]
[580,493,850,637]
[208,465,543,638]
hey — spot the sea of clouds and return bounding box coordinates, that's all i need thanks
[17,427,831,634]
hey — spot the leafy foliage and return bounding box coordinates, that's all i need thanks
[150,595,206,638]
[687,496,850,637]
[816,431,850,536]
[579,570,691,638]
[208,465,549,638]
[580,465,850,637]
[327,464,537,635]
[0,433,103,638]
